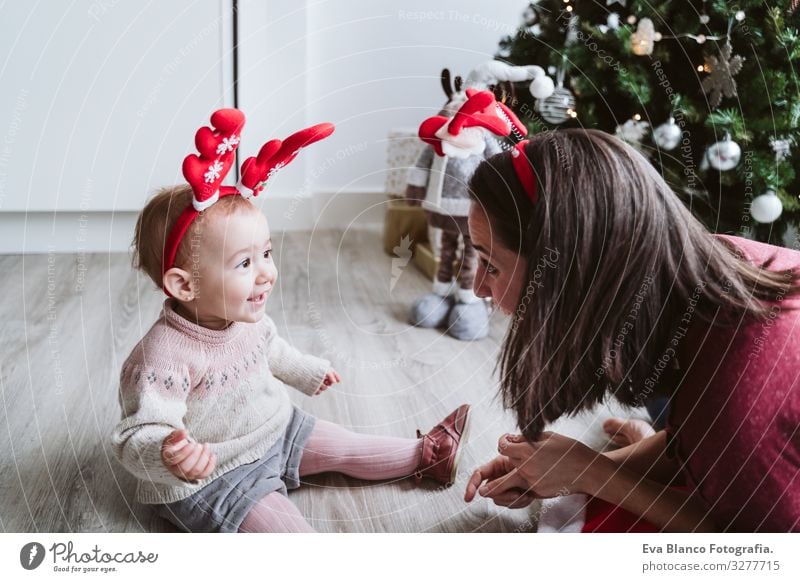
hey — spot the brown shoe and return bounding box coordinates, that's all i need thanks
[414,404,472,487]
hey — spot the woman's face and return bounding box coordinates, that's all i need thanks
[468,204,528,315]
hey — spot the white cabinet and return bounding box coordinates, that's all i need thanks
[0,0,232,214]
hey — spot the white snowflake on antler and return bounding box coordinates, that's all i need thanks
[216,135,240,155]
[267,162,286,180]
[204,160,224,183]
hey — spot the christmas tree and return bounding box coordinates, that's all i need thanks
[497,0,800,248]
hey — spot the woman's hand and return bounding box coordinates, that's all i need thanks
[315,369,342,395]
[464,455,537,508]
[499,432,602,498]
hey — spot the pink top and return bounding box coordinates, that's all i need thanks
[667,235,800,532]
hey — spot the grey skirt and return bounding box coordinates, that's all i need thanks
[154,406,316,533]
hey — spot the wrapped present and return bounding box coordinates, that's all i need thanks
[384,128,425,198]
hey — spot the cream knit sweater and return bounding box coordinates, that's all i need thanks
[110,298,330,504]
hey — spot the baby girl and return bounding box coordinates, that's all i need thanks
[110,110,470,533]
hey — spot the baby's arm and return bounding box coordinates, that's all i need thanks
[110,363,200,486]
[263,316,333,396]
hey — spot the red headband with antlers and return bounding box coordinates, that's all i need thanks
[162,108,334,296]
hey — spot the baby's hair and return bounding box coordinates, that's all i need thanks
[132,184,255,288]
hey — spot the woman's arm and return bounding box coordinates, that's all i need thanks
[584,455,717,532]
[602,430,682,485]
[501,432,716,532]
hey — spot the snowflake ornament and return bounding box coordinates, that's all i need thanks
[701,42,745,109]
[770,136,794,161]
[204,159,224,183]
[216,135,240,155]
[615,118,650,145]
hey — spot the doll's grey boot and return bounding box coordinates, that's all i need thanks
[409,281,455,328]
[446,288,489,341]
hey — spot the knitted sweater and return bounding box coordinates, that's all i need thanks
[110,298,330,505]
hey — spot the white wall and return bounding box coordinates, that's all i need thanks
[0,0,528,252]
[0,0,233,253]
[238,0,527,231]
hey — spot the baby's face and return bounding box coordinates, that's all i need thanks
[189,207,276,328]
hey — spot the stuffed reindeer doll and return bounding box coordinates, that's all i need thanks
[405,69,529,340]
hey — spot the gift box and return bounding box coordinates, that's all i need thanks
[384,128,425,199]
[383,198,428,255]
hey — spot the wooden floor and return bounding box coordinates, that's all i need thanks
[0,227,644,533]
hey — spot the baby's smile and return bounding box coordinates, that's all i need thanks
[247,283,272,307]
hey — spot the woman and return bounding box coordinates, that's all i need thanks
[462,129,800,532]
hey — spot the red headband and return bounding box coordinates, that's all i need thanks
[510,140,538,204]
[161,108,335,296]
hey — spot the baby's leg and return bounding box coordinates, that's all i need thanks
[299,419,422,480]
[238,492,315,533]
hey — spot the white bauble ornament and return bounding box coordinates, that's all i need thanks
[653,117,681,150]
[529,74,555,99]
[750,190,783,223]
[703,135,741,171]
[535,85,576,124]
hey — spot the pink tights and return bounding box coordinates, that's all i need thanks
[238,419,422,532]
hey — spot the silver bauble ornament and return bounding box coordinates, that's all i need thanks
[653,117,681,150]
[535,85,576,124]
[750,190,783,224]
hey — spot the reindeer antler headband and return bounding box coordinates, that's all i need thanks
[162,108,334,296]
[417,89,537,203]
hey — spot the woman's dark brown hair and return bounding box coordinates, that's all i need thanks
[469,128,800,441]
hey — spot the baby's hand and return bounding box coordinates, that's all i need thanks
[161,429,216,482]
[315,369,342,395]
